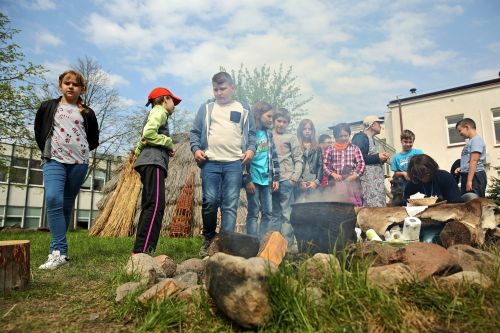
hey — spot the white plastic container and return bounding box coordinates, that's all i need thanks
[402,217,422,241]
[366,229,382,242]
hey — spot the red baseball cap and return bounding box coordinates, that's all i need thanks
[146,87,182,106]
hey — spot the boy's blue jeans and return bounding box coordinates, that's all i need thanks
[272,179,295,245]
[245,183,273,237]
[43,159,88,256]
[201,160,242,240]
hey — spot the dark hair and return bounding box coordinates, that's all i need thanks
[272,108,291,122]
[400,129,415,141]
[456,118,476,129]
[59,70,87,113]
[212,72,233,85]
[297,119,317,149]
[151,95,170,107]
[407,154,439,182]
[318,134,331,144]
[332,123,351,139]
[252,101,273,129]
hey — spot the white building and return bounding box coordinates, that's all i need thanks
[0,143,120,229]
[384,77,500,182]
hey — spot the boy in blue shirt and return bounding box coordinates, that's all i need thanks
[390,129,423,205]
[455,118,487,197]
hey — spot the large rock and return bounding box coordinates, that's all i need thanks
[176,258,206,279]
[137,278,186,303]
[300,253,342,285]
[173,271,198,288]
[115,282,141,303]
[153,255,177,278]
[347,242,398,267]
[389,243,462,281]
[205,252,277,328]
[367,263,414,289]
[436,271,493,289]
[125,253,160,285]
[447,244,497,272]
[305,286,325,306]
[178,284,206,302]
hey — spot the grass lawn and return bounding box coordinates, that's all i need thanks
[0,229,499,332]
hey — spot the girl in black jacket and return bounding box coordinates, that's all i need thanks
[34,70,99,270]
[296,119,323,201]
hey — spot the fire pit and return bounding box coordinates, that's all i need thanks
[290,201,356,254]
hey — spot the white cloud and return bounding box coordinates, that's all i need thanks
[119,97,136,108]
[471,69,499,82]
[79,0,469,123]
[20,0,56,10]
[42,59,72,83]
[105,72,129,87]
[34,30,62,52]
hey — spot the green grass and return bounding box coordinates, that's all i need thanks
[0,229,499,332]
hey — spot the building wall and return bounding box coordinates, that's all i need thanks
[385,82,500,182]
[0,143,120,229]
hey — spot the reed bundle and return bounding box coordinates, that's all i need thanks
[89,154,141,237]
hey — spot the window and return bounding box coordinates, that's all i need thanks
[93,169,106,191]
[10,157,29,184]
[81,173,92,190]
[493,108,500,144]
[446,114,466,145]
[0,155,9,182]
[28,159,43,185]
[25,207,41,229]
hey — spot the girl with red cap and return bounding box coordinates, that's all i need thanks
[132,87,181,254]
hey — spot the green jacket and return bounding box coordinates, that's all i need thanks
[134,105,173,172]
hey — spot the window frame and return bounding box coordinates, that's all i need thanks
[446,114,466,147]
[492,107,500,146]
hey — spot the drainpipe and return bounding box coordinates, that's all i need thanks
[397,96,404,135]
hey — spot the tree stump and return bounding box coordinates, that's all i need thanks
[0,240,30,293]
[440,221,473,248]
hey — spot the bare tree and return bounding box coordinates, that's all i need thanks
[72,57,139,178]
[169,108,194,134]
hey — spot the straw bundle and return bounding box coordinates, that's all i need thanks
[89,154,141,237]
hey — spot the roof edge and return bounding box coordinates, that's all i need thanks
[388,77,500,105]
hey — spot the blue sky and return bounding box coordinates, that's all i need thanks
[2,0,500,132]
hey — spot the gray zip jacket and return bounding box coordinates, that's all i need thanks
[189,99,256,161]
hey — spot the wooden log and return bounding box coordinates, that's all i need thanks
[258,231,288,266]
[440,221,473,248]
[0,240,30,293]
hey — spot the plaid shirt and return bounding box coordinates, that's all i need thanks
[323,143,365,178]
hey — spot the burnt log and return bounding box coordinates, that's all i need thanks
[356,199,497,245]
[0,240,30,293]
[440,221,473,248]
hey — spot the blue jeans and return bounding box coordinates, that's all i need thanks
[43,160,88,255]
[272,180,295,245]
[245,184,273,237]
[201,160,242,240]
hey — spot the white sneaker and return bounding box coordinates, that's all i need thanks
[39,250,69,270]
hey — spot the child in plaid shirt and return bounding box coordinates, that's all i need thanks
[323,123,365,206]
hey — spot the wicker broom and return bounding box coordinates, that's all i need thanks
[89,153,141,237]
